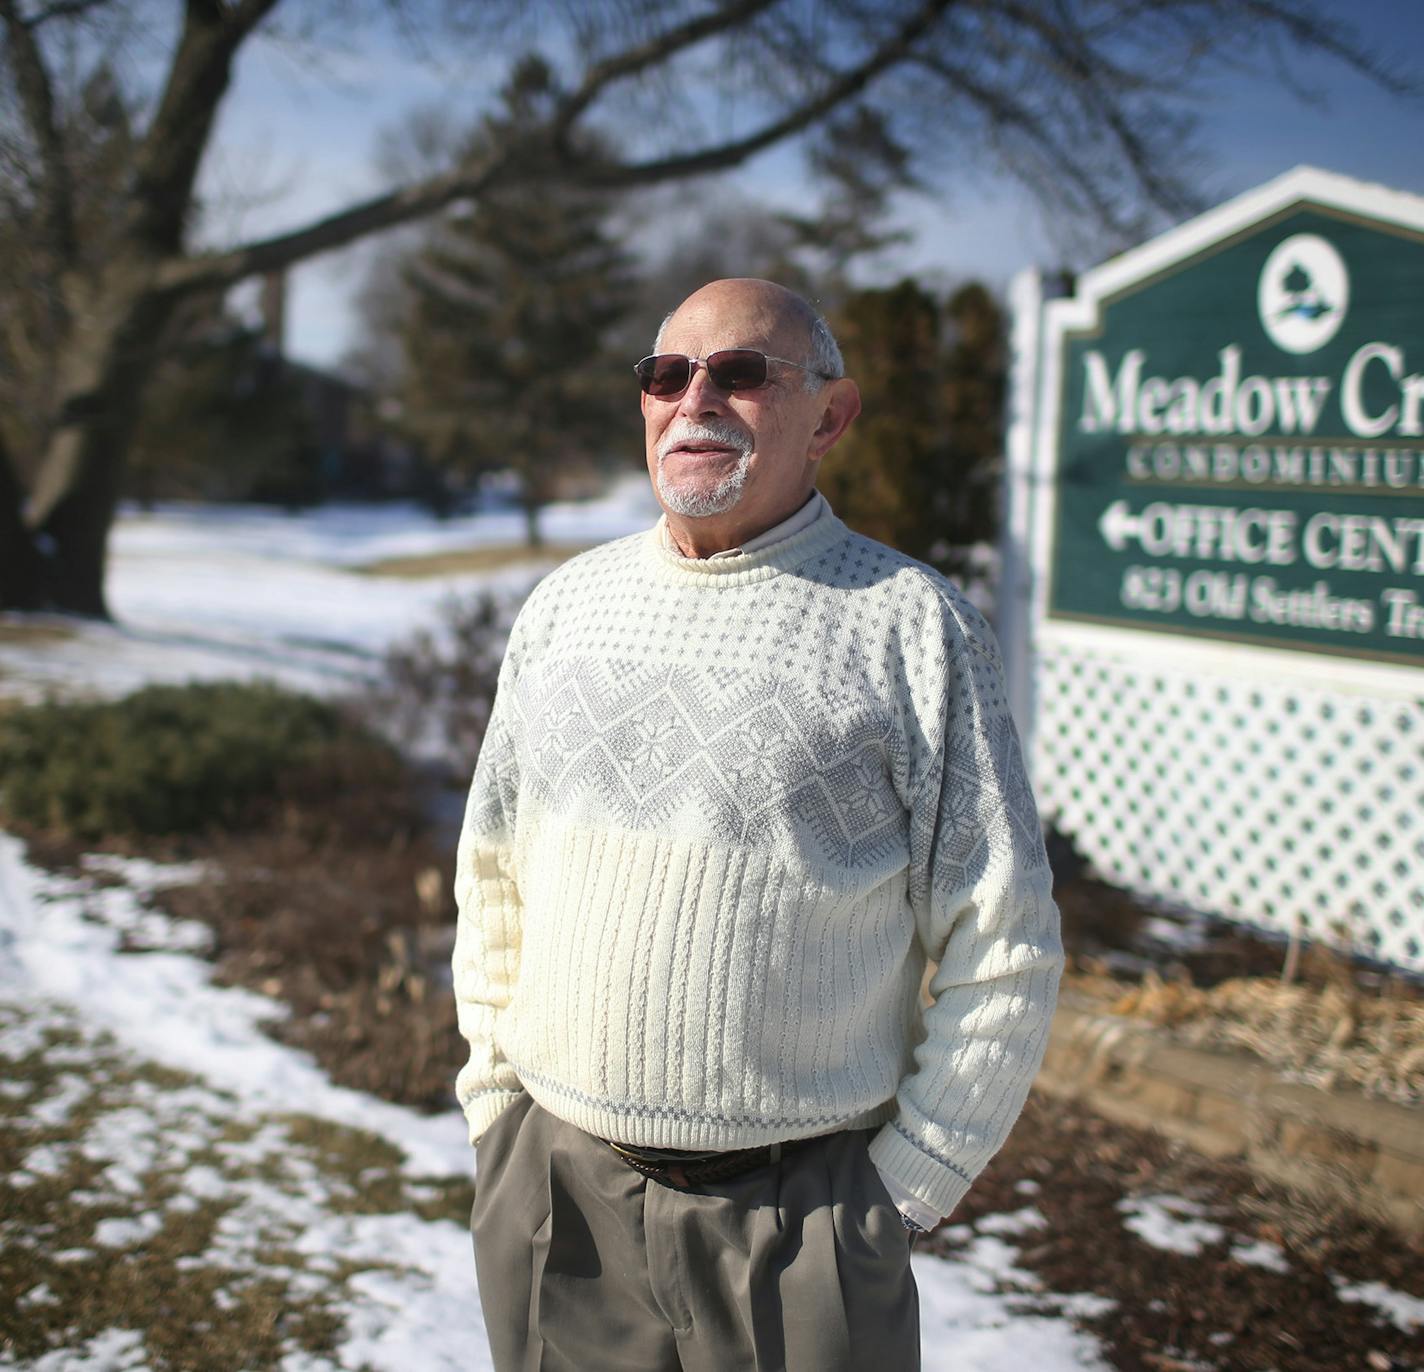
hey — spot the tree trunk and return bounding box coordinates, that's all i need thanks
[523,499,544,549]
[10,272,177,618]
[0,438,46,611]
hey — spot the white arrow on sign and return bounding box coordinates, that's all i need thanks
[1098,500,1142,552]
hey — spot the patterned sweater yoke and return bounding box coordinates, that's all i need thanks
[452,508,1063,1220]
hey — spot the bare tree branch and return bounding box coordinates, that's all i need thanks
[581,0,959,188]
[992,2,1199,219]
[551,0,782,144]
[155,149,510,295]
[20,0,110,26]
[0,0,75,262]
[127,0,282,251]
[232,0,279,28]
[155,0,959,298]
[1236,0,1418,98]
[910,49,1128,232]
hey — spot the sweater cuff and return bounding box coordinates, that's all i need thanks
[868,1121,974,1221]
[463,1088,525,1147]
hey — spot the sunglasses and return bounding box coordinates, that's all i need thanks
[634,349,830,398]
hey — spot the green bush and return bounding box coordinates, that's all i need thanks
[0,681,417,842]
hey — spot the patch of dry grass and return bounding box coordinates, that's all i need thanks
[1069,966,1424,1105]
[0,1002,474,1370]
[358,543,587,578]
[0,618,76,646]
[0,1015,339,1369]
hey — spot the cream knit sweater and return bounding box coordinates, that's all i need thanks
[452,507,1062,1220]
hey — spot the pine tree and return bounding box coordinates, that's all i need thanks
[937,282,1006,574]
[819,281,945,561]
[820,279,1005,585]
[396,58,637,545]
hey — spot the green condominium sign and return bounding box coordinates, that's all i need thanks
[1047,181,1424,665]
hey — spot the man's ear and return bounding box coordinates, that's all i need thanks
[807,379,862,462]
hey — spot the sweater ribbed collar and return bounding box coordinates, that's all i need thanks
[657,490,828,561]
[644,497,850,587]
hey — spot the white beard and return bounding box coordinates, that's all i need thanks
[655,421,754,517]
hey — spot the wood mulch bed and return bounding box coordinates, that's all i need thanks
[945,1089,1424,1372]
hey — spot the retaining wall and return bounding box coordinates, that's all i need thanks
[1036,989,1424,1236]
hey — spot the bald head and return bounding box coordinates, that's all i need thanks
[654,279,843,389]
[641,276,860,558]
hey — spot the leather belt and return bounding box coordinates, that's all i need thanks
[603,1137,809,1189]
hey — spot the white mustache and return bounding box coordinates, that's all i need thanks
[656,420,753,463]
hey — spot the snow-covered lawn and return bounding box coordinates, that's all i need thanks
[0,495,1122,1370]
[0,482,660,704]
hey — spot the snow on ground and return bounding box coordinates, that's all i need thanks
[0,990,482,1372]
[1116,1195,1227,1257]
[1332,1278,1424,1332]
[1,495,1115,1369]
[1,1329,149,1372]
[0,837,1110,1372]
[0,835,467,1181]
[915,1221,1113,1370]
[0,818,1113,1371]
[110,479,661,569]
[0,480,658,703]
[1228,1237,1293,1274]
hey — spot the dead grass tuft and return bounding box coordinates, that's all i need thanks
[1070,967,1424,1105]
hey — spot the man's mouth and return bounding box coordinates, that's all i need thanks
[668,441,736,456]
[657,421,753,463]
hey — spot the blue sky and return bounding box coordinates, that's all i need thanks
[199,1,1424,368]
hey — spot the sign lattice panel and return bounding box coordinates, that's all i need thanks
[1032,643,1424,972]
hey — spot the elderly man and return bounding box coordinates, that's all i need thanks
[454,278,1062,1371]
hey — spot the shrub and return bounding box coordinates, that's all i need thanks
[367,589,512,783]
[0,680,419,843]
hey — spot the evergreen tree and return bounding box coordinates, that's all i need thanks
[396,58,637,545]
[938,282,1007,572]
[819,281,944,560]
[820,279,1005,586]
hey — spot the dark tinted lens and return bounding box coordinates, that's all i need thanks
[706,349,770,391]
[636,355,693,396]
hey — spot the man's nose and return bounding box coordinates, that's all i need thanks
[676,362,732,418]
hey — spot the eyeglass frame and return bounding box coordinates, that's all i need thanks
[634,349,835,397]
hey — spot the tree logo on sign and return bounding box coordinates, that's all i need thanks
[1257,234,1349,354]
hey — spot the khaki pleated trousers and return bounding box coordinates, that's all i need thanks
[471,1095,920,1372]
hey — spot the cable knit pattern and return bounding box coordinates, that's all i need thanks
[452,509,1062,1219]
